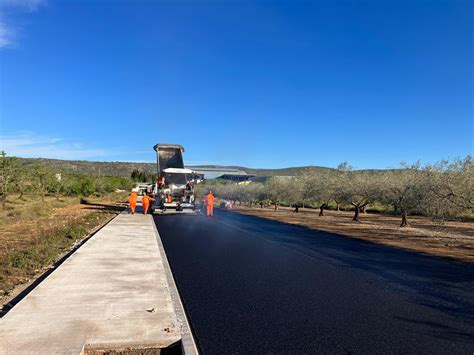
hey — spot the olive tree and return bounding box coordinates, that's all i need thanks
[424,156,473,218]
[217,182,238,204]
[284,176,305,212]
[264,177,287,210]
[0,151,18,208]
[340,171,379,221]
[379,163,426,227]
[14,164,35,200]
[241,183,265,207]
[296,173,317,209]
[232,184,248,206]
[307,171,336,216]
[31,164,56,201]
[333,162,353,211]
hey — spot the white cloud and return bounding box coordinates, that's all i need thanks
[1,0,45,12]
[0,0,45,48]
[0,132,109,160]
[0,21,14,48]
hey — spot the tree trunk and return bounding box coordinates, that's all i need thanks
[336,202,340,211]
[294,205,299,213]
[360,205,366,214]
[274,202,278,210]
[260,202,264,208]
[319,204,325,216]
[400,212,409,227]
[353,206,360,221]
[239,201,242,206]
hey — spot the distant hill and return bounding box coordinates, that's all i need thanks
[15,157,336,178]
[189,165,334,177]
[17,158,157,177]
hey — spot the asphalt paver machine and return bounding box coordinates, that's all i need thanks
[152,144,197,214]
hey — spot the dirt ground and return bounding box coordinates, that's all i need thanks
[0,194,127,304]
[0,195,126,261]
[229,205,474,263]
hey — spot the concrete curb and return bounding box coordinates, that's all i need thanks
[1,211,183,353]
[150,216,200,355]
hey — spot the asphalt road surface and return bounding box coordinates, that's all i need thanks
[154,210,474,354]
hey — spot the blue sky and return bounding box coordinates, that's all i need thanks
[0,0,472,169]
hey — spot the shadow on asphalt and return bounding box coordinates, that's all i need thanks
[215,210,474,325]
[393,316,474,342]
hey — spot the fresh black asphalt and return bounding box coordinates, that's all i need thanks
[154,210,474,354]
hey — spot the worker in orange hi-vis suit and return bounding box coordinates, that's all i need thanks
[205,191,215,217]
[128,191,137,214]
[142,192,155,215]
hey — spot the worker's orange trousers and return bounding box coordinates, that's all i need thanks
[143,202,149,214]
[130,201,136,214]
[207,204,214,216]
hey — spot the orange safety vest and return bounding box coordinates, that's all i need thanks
[142,195,154,205]
[206,193,215,205]
[129,192,137,204]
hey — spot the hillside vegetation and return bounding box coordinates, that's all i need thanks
[16,158,157,177]
[16,157,379,177]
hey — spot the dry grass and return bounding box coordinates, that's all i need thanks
[0,193,128,300]
[229,205,474,262]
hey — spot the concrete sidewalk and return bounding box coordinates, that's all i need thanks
[0,212,192,354]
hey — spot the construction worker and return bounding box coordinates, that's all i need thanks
[205,191,215,217]
[142,192,155,215]
[128,191,137,214]
[157,176,165,189]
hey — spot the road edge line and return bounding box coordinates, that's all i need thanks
[150,216,199,355]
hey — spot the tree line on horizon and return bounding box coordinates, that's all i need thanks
[196,157,473,227]
[2,151,472,226]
